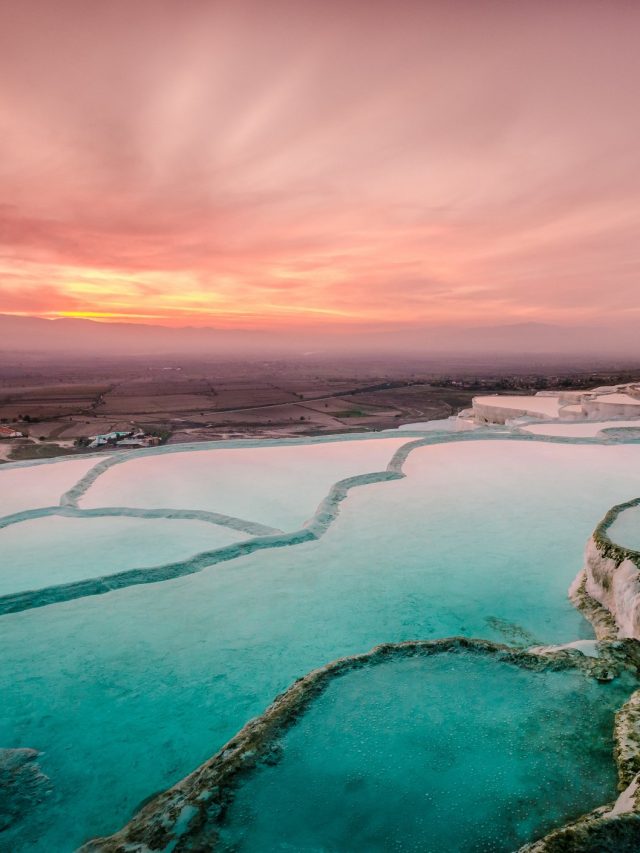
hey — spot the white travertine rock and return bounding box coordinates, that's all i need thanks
[583,537,640,640]
[610,774,640,816]
[472,395,561,424]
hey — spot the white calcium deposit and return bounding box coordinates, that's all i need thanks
[584,537,640,640]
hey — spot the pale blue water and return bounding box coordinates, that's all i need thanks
[78,436,409,530]
[608,504,640,552]
[0,456,104,518]
[218,655,632,853]
[1,435,639,850]
[0,515,247,595]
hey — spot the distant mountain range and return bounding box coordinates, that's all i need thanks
[0,314,638,359]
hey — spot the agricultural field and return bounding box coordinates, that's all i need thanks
[0,357,480,460]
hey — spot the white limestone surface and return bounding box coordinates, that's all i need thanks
[584,537,640,640]
[79,437,410,531]
[528,640,599,658]
[611,774,640,816]
[583,394,640,418]
[594,393,640,406]
[397,418,476,432]
[397,418,454,431]
[473,395,562,422]
[521,420,640,438]
[0,457,106,518]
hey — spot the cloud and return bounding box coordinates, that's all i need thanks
[0,0,639,331]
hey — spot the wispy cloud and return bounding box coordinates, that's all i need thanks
[1,0,639,331]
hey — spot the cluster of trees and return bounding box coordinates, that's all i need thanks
[0,414,39,423]
[434,372,640,393]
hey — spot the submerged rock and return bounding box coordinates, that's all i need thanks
[0,747,51,833]
[485,616,540,646]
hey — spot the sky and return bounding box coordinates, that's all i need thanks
[1,0,639,339]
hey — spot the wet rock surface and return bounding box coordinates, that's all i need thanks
[0,748,51,833]
[79,638,630,852]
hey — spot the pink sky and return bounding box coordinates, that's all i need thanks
[1,0,639,332]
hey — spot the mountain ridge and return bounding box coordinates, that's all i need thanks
[0,314,637,358]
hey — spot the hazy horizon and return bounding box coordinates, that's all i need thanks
[2,313,640,360]
[1,0,640,348]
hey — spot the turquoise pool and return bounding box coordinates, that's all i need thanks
[1,430,639,851]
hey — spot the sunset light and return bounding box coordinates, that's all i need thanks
[2,1,639,337]
[4,5,640,852]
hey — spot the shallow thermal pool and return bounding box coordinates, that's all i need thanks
[78,436,410,531]
[0,515,248,596]
[520,420,640,438]
[607,504,640,553]
[0,456,107,518]
[216,654,632,853]
[1,432,640,851]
